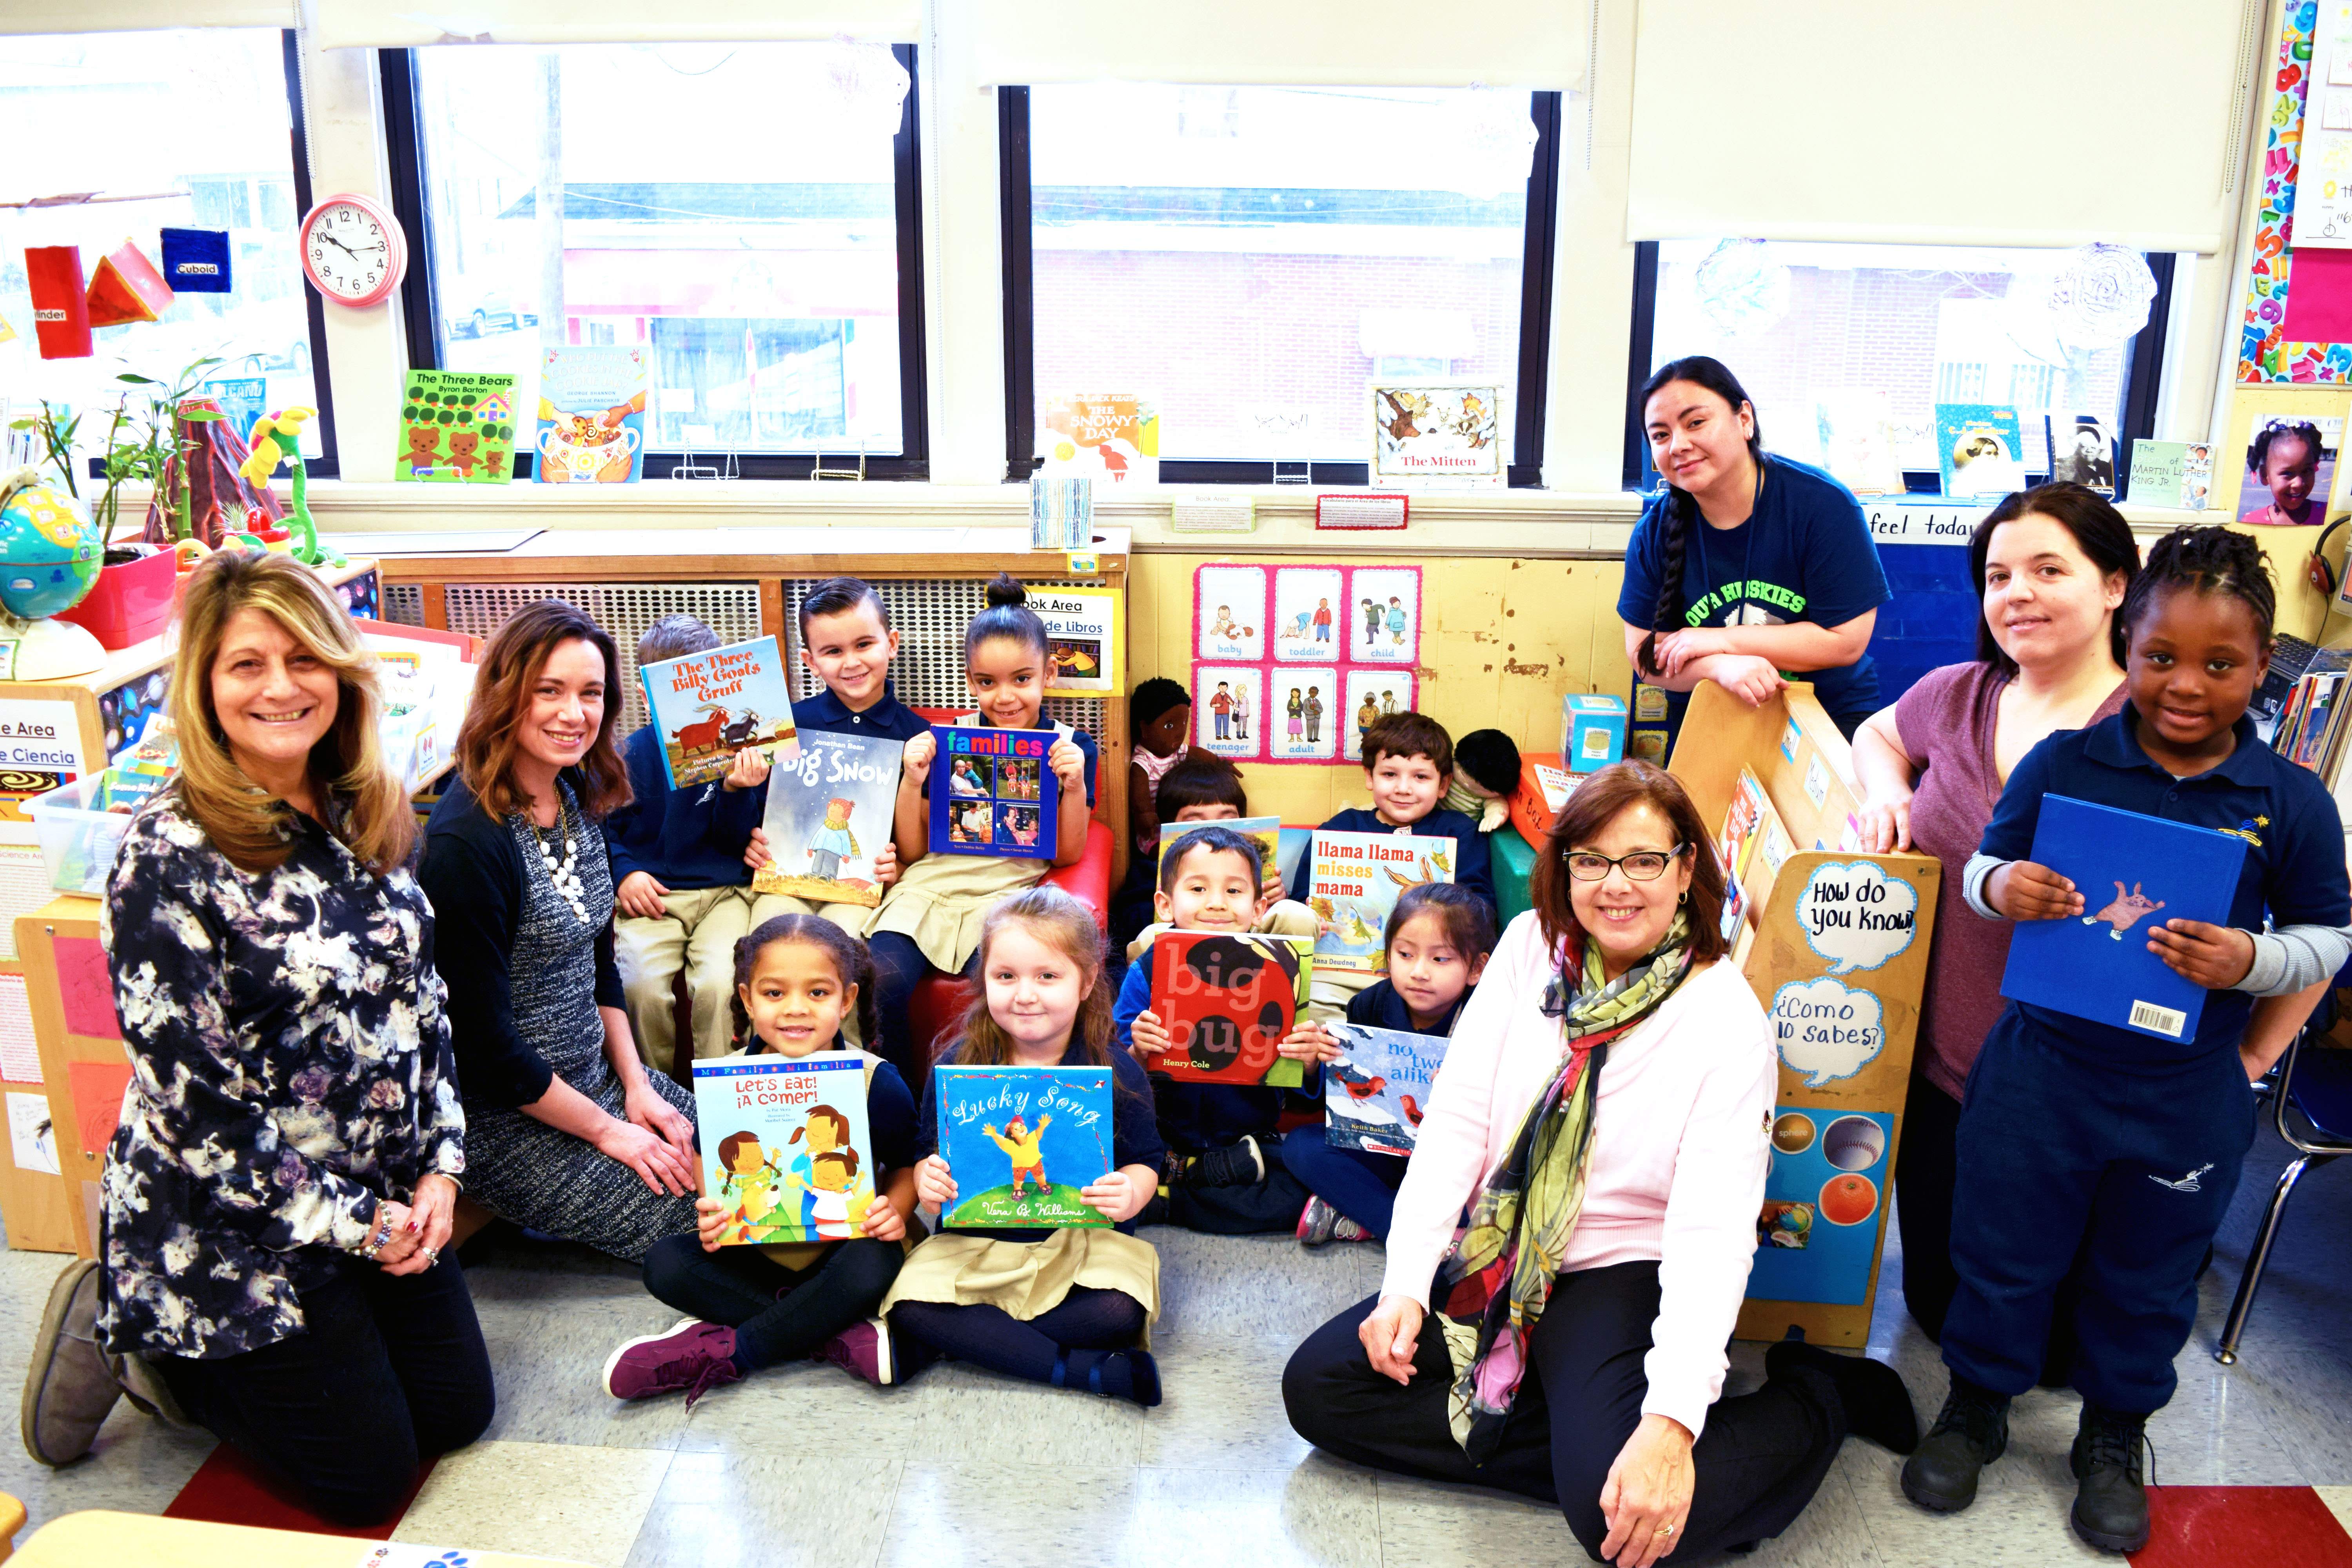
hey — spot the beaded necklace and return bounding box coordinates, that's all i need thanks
[531,797,592,925]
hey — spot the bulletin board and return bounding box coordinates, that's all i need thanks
[1189,562,1422,766]
[2239,0,2352,380]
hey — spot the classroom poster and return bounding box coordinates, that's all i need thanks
[1271,566,1347,662]
[1345,566,1420,664]
[1194,565,1269,663]
[1191,664,1263,763]
[1341,670,1416,763]
[1269,670,1339,762]
[1033,585,1121,695]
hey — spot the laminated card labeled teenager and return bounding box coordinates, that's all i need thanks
[929,725,1058,860]
[1999,794,2247,1042]
[1145,930,1310,1088]
[691,1054,875,1245]
[1323,1022,1448,1156]
[754,728,904,906]
[1306,829,1454,974]
[639,634,799,792]
[934,1065,1114,1229]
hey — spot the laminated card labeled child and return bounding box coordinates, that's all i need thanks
[1145,930,1311,1088]
[639,634,799,791]
[934,1065,1113,1229]
[1305,828,1454,974]
[754,729,904,906]
[690,1055,876,1245]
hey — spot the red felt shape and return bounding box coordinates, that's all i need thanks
[65,1060,131,1158]
[54,936,120,1040]
[2131,1486,2352,1568]
[165,1442,434,1540]
[84,240,174,328]
[24,246,92,359]
[2281,247,2352,349]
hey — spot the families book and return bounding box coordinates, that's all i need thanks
[930,725,1058,861]
[753,728,904,907]
[1305,828,1455,975]
[1999,795,2247,1042]
[1144,930,1310,1087]
[1323,1021,1448,1156]
[690,1054,875,1245]
[639,635,799,791]
[934,1064,1113,1229]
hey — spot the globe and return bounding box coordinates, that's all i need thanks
[0,483,101,621]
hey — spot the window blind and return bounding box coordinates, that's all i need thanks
[2,1,296,33]
[312,0,920,50]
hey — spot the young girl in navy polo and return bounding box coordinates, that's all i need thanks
[1903,528,2351,1554]
[1278,883,1496,1245]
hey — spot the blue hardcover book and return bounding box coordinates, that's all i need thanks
[638,635,800,791]
[1998,795,2247,1042]
[929,724,1058,861]
[933,1064,1113,1229]
[1934,403,2026,499]
[1322,1022,1448,1155]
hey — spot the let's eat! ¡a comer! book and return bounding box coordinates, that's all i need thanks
[1323,1021,1448,1155]
[690,1053,875,1245]
[1145,930,1310,1088]
[1999,794,2247,1043]
[753,728,904,907]
[929,724,1058,861]
[1306,829,1455,975]
[934,1065,1113,1229]
[639,635,800,792]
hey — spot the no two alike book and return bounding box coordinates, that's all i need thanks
[928,724,1058,860]
[934,1065,1112,1230]
[1144,930,1310,1087]
[639,635,800,792]
[753,728,904,907]
[1322,1022,1446,1155]
[690,1054,875,1245]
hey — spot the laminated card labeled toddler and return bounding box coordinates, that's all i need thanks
[934,1065,1113,1229]
[1305,828,1454,975]
[691,1055,876,1245]
[639,634,799,791]
[754,729,904,906]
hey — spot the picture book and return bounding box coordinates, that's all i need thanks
[690,1053,875,1245]
[639,635,799,792]
[399,370,519,484]
[200,377,269,461]
[1934,404,2026,499]
[535,345,649,484]
[1305,828,1455,974]
[2127,439,2212,509]
[1720,766,1782,884]
[1144,930,1311,1088]
[934,1064,1113,1229]
[1813,389,1904,497]
[1322,1021,1448,1156]
[1155,814,1281,884]
[929,725,1058,860]
[2045,412,2117,494]
[1039,392,1158,484]
[2000,795,2247,1042]
[1370,382,1505,488]
[753,728,904,906]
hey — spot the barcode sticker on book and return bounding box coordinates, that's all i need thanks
[2129,1000,2187,1038]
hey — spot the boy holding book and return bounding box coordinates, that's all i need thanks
[608,615,774,1068]
[1122,753,1314,962]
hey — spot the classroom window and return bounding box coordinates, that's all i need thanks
[1630,239,2174,491]
[0,29,332,468]
[392,40,926,476]
[1009,84,1559,484]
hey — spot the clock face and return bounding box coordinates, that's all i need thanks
[301,195,406,308]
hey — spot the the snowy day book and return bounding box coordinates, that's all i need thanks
[690,1054,874,1245]
[934,1065,1113,1230]
[753,728,904,906]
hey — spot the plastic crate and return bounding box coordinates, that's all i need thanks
[25,773,136,897]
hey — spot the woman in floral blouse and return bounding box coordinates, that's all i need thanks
[20,552,490,1524]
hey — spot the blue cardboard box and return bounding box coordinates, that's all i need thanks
[1561,693,1628,773]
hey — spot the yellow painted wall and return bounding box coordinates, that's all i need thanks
[1128,552,1636,823]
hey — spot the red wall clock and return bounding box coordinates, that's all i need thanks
[299,192,407,308]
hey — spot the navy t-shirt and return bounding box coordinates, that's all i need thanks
[915,1039,1164,1240]
[1979,710,2351,1071]
[1617,454,1891,728]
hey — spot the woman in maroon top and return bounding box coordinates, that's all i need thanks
[1850,484,2136,1347]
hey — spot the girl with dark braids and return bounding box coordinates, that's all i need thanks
[1615,356,1892,740]
[1902,527,2350,1553]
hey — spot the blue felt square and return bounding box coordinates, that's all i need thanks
[159,228,231,293]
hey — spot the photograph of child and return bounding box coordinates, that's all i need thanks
[996,804,1041,849]
[2240,417,2337,526]
[947,755,989,797]
[996,757,1040,801]
[951,798,993,846]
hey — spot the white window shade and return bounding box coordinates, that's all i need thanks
[2,1,295,32]
[969,0,1590,90]
[312,0,918,50]
[1626,0,2259,254]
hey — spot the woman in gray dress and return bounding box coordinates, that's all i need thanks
[421,601,698,1260]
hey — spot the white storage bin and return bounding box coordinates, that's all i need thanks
[25,773,137,898]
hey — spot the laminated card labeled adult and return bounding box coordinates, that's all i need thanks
[639,635,799,792]
[1144,930,1311,1088]
[933,1065,1114,1229]
[1998,794,2247,1042]
[929,725,1058,861]
[753,728,904,907]
[691,1054,875,1245]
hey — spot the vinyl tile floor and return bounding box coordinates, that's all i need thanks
[4,1113,2350,1566]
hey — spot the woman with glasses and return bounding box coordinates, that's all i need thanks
[1283,761,1915,1564]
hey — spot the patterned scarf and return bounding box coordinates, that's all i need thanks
[1435,910,1695,1461]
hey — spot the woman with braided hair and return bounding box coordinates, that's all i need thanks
[1616,357,1892,742]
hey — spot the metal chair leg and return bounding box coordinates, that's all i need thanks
[2216,1154,2330,1365]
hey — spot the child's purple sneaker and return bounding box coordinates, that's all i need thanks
[817,1318,895,1387]
[601,1319,743,1407]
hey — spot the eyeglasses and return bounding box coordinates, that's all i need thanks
[1562,844,1689,882]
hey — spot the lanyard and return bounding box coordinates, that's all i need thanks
[1688,460,1764,624]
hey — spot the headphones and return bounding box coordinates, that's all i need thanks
[2308,516,2348,601]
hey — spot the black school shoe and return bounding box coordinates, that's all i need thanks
[1187,1135,1266,1189]
[1900,1376,2010,1513]
[2069,1404,2152,1553]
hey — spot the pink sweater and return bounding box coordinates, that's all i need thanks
[1381,913,1776,1439]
